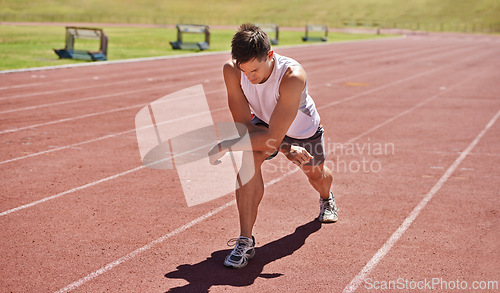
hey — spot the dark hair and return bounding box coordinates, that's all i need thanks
[231,23,271,67]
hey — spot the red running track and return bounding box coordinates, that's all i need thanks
[1,33,499,292]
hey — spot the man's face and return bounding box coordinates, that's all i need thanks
[238,51,274,84]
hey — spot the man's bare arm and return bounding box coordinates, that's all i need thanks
[209,63,312,165]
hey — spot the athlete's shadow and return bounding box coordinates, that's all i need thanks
[164,220,322,292]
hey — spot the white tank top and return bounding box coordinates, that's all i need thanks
[240,53,321,139]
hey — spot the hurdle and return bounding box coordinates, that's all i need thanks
[54,27,108,61]
[302,25,328,42]
[256,23,279,45]
[170,24,210,51]
[343,20,382,35]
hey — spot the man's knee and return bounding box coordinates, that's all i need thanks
[240,150,271,168]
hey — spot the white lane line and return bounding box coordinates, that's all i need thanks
[0,165,146,217]
[0,63,221,102]
[54,168,298,293]
[0,40,469,109]
[1,46,491,215]
[0,35,406,76]
[343,109,500,293]
[0,49,231,75]
[52,76,478,291]
[52,80,493,291]
[0,103,145,135]
[0,85,159,115]
[317,46,494,111]
[0,105,225,166]
[0,87,224,135]
[0,43,484,165]
[343,69,485,144]
[51,73,483,291]
[0,107,222,215]
[0,37,395,94]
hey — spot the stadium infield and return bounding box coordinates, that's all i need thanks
[0,33,499,292]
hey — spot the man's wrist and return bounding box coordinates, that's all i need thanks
[279,143,291,154]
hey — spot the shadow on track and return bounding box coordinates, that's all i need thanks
[164,219,322,292]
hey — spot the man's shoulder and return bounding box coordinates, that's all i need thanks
[223,59,241,82]
[281,64,306,86]
[223,59,238,72]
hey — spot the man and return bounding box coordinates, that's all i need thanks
[208,24,338,269]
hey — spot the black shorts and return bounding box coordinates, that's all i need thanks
[251,116,326,166]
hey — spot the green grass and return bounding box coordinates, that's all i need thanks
[0,24,390,71]
[2,0,499,31]
[1,0,499,70]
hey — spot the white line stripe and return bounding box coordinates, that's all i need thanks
[343,71,482,144]
[0,36,405,75]
[0,165,145,217]
[0,103,144,135]
[0,63,221,102]
[0,39,466,106]
[1,50,488,213]
[54,168,297,293]
[317,47,493,112]
[0,86,153,115]
[54,199,235,293]
[0,106,224,165]
[52,87,493,291]
[1,44,485,165]
[50,78,481,291]
[0,88,224,135]
[3,40,494,219]
[0,39,470,119]
[343,109,500,293]
[0,50,231,75]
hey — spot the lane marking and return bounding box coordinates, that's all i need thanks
[343,109,500,293]
[0,77,220,115]
[0,37,490,290]
[52,76,492,291]
[0,40,473,109]
[1,38,406,97]
[1,47,491,214]
[0,64,221,102]
[54,169,298,293]
[0,35,406,75]
[0,105,224,165]
[1,44,487,165]
[317,46,494,111]
[0,165,146,217]
[0,88,224,135]
[343,82,370,87]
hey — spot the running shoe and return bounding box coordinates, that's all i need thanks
[224,236,255,268]
[318,192,339,223]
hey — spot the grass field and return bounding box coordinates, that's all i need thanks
[2,0,499,70]
[0,24,389,71]
[2,0,499,32]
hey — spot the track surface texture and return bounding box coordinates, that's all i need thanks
[1,33,499,292]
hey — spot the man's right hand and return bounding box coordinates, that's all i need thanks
[284,145,313,166]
